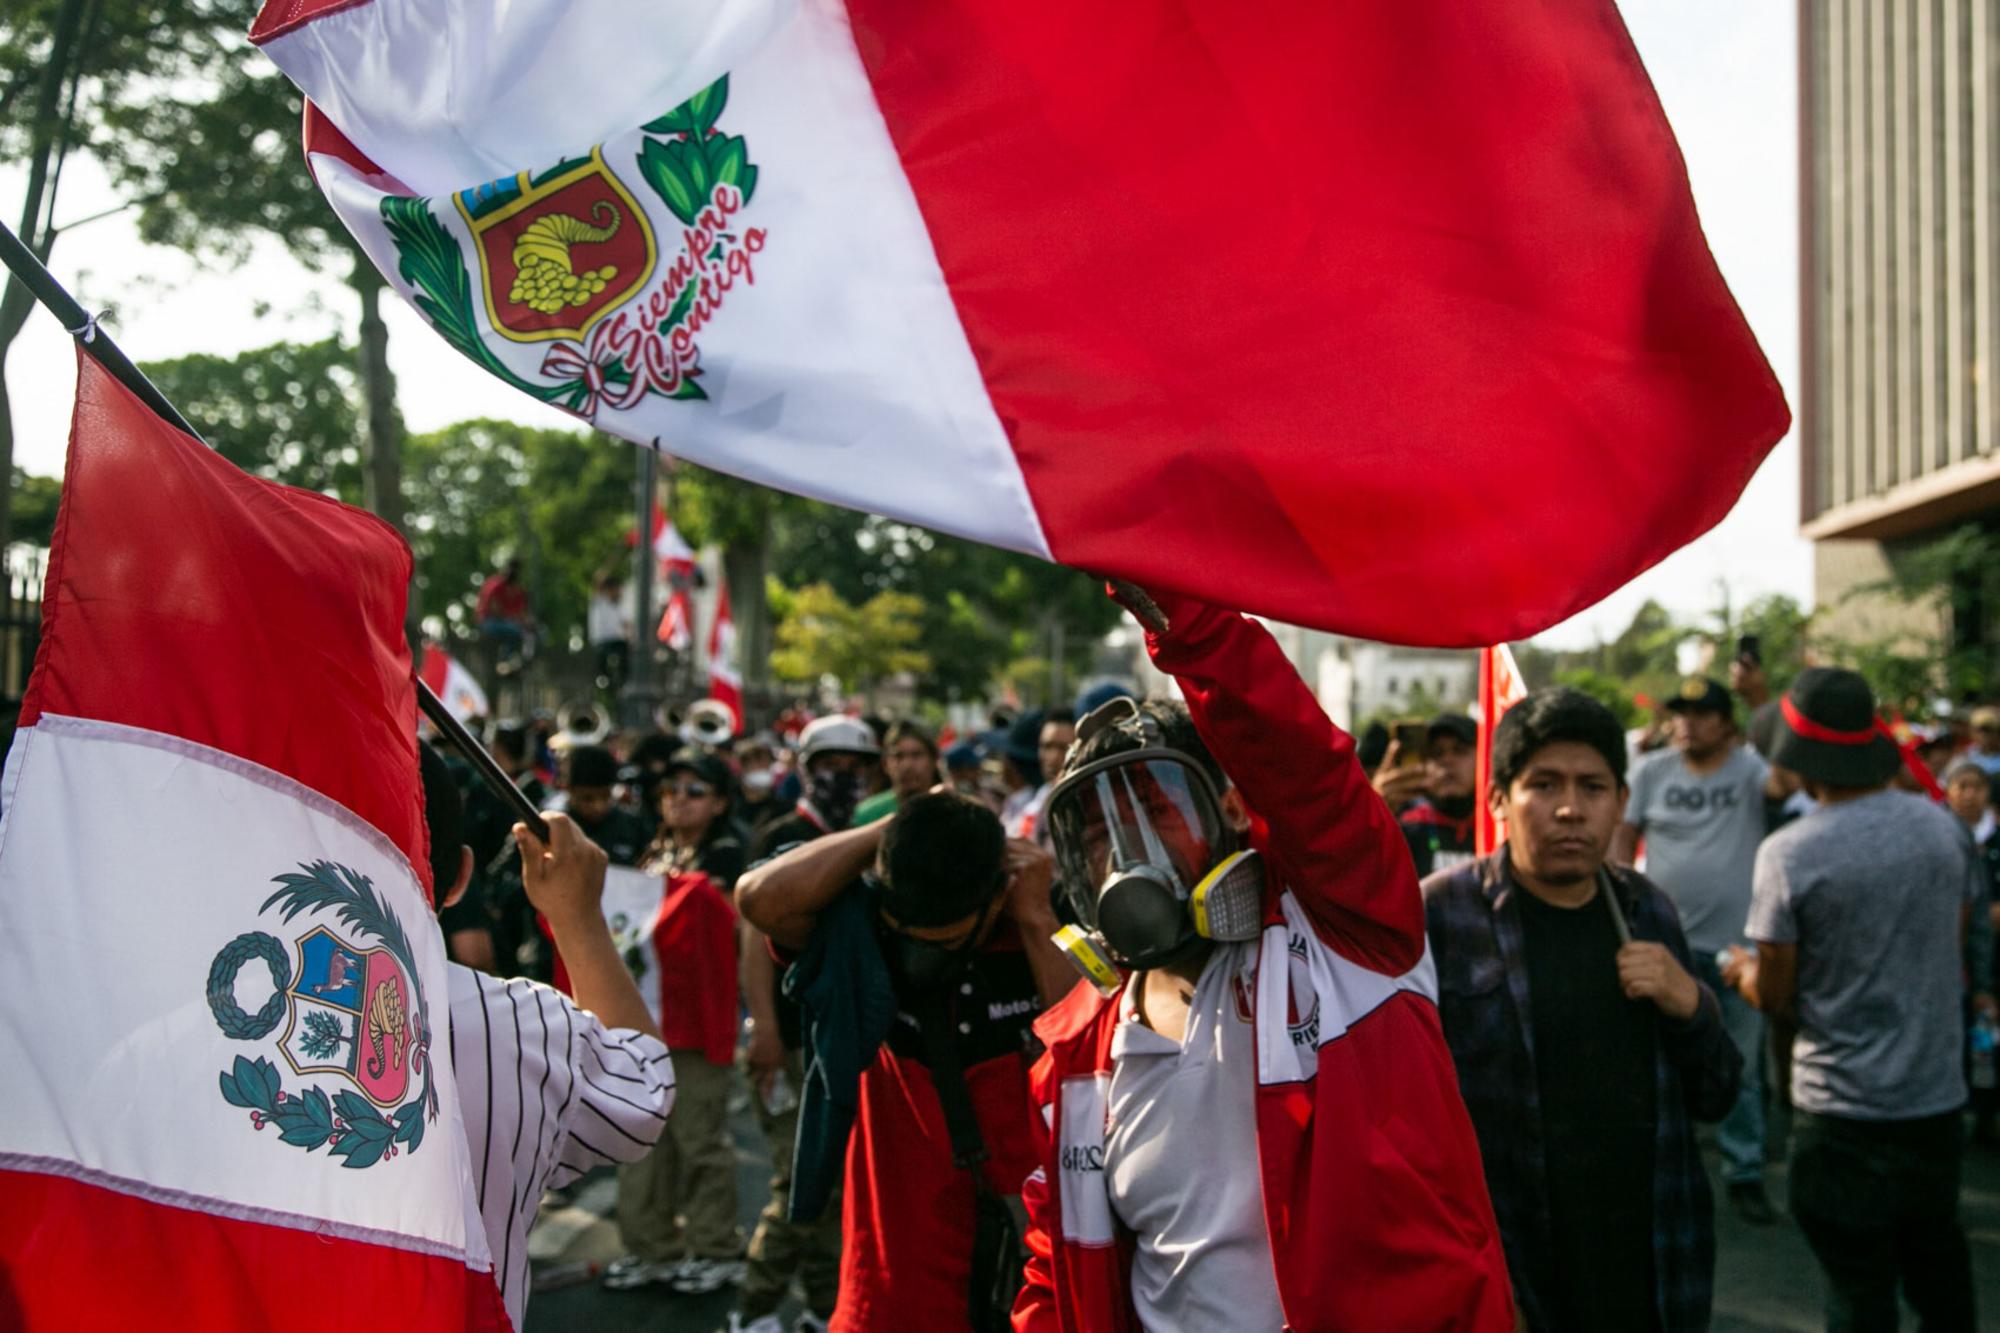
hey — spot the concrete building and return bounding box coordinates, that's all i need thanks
[1798,2,2000,659]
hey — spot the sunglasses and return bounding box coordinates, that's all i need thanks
[665,780,715,799]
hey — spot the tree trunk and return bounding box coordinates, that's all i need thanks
[0,0,91,556]
[350,260,404,534]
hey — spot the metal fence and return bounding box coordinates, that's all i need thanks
[0,547,47,746]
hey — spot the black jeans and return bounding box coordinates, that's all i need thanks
[1788,1109,1975,1333]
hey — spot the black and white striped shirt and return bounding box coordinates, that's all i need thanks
[447,963,674,1329]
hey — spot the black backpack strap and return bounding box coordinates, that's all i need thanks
[913,990,1027,1333]
[915,990,993,1179]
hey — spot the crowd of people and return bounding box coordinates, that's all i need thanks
[418,590,1996,1333]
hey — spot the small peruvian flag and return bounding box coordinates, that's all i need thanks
[706,582,742,732]
[1474,644,1529,856]
[420,643,490,723]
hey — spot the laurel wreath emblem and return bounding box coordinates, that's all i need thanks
[380,74,755,416]
[207,861,436,1169]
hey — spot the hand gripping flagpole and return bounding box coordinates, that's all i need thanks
[0,218,550,844]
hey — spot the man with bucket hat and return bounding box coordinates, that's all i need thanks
[1738,667,1982,1331]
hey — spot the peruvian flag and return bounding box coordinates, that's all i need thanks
[1474,643,1531,856]
[0,354,504,1327]
[706,582,743,732]
[253,0,1788,647]
[654,511,696,651]
[421,643,491,723]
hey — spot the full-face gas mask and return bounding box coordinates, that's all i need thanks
[1043,698,1264,985]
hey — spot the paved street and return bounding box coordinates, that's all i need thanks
[524,1102,2000,1332]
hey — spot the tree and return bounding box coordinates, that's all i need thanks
[1553,668,1641,731]
[1836,524,2000,712]
[403,420,631,648]
[92,2,411,536]
[10,469,61,550]
[769,582,930,699]
[141,339,366,500]
[0,1,231,550]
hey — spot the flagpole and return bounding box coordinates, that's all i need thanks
[0,218,549,843]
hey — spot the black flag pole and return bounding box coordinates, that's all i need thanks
[0,218,550,844]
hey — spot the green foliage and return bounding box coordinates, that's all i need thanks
[1836,524,2000,711]
[141,339,367,501]
[1696,592,1814,695]
[403,420,632,647]
[10,469,60,549]
[676,463,1118,703]
[1552,669,1641,731]
[90,3,338,269]
[769,582,931,694]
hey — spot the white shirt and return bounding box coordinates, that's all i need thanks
[587,593,629,645]
[1103,943,1286,1332]
[448,963,674,1329]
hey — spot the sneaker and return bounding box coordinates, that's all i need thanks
[795,1314,831,1333]
[1727,1180,1777,1226]
[602,1255,683,1290]
[672,1257,748,1295]
[726,1314,783,1333]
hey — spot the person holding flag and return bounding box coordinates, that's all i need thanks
[1422,689,1742,1333]
[1016,582,1512,1332]
[0,344,670,1331]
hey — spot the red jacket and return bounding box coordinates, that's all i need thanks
[1012,598,1514,1332]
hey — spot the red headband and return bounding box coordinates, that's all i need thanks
[1780,695,1883,747]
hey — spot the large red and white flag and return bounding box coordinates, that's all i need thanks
[253,0,1788,646]
[0,353,505,1329]
[1474,643,1531,856]
[706,582,743,732]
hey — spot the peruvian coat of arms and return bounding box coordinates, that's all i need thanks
[381,74,765,421]
[205,861,436,1168]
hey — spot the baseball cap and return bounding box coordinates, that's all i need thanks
[664,746,733,792]
[1665,677,1733,716]
[1426,714,1477,748]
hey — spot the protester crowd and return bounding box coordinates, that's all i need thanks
[424,600,1997,1333]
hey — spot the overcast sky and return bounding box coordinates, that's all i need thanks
[0,0,1804,650]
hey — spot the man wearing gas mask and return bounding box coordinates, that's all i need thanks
[735,791,1075,1332]
[1014,583,1514,1333]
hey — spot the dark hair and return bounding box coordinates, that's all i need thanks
[878,791,1006,928]
[490,722,529,765]
[1489,688,1628,791]
[1063,698,1226,792]
[417,740,464,909]
[884,719,937,758]
[565,743,619,789]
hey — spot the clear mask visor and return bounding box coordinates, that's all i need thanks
[1048,756,1225,932]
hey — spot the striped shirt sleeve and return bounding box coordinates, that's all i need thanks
[549,1008,674,1186]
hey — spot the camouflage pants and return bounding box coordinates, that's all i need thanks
[739,1048,842,1319]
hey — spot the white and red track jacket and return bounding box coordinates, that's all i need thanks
[1012,596,1515,1332]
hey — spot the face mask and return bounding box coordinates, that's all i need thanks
[740,767,774,797]
[890,933,978,991]
[809,769,863,830]
[1434,793,1476,820]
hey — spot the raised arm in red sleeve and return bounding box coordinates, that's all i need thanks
[1138,590,1424,976]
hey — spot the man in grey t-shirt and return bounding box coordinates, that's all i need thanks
[1614,676,1775,1222]
[1741,668,1978,1332]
